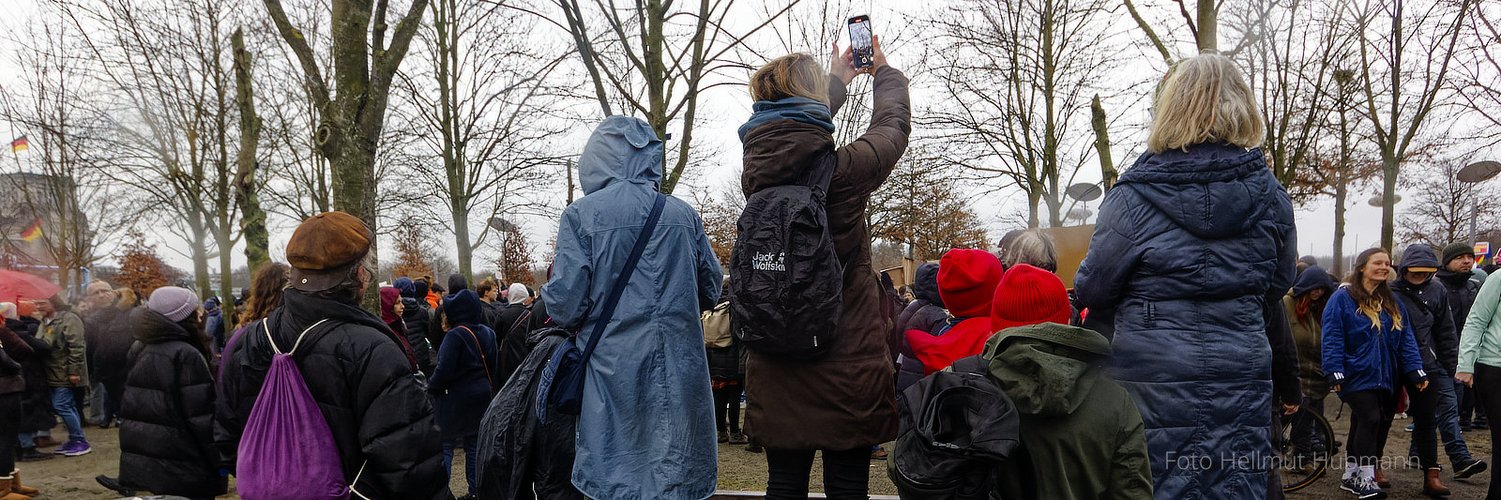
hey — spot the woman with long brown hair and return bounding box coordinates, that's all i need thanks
[1323,248,1429,499]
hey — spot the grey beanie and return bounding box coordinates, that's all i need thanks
[149,286,201,322]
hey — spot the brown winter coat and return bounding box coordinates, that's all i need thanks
[741,67,912,450]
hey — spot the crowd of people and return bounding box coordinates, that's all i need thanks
[1,36,1500,500]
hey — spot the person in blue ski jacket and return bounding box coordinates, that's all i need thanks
[1323,247,1429,499]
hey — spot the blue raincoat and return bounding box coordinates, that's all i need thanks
[1075,144,1296,499]
[542,116,724,499]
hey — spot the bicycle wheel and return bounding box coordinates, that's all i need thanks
[1279,407,1334,493]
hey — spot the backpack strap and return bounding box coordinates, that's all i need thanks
[263,318,333,356]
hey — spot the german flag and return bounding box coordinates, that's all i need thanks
[9,136,27,153]
[19,218,42,242]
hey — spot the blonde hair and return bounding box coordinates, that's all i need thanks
[1147,53,1264,153]
[750,53,828,105]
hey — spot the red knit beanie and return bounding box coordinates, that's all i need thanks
[938,248,1004,319]
[990,264,1072,332]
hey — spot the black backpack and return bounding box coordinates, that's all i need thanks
[888,355,1019,499]
[730,152,843,360]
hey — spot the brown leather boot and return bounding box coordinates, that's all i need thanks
[1424,467,1451,497]
[1374,467,1391,488]
[7,471,36,496]
[0,477,33,500]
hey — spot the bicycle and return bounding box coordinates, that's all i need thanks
[1277,406,1337,493]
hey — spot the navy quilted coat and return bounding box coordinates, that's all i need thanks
[1075,143,1296,499]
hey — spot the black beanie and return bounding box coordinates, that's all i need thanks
[1442,242,1475,266]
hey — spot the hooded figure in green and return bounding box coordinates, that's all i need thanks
[541,115,725,499]
[985,323,1153,500]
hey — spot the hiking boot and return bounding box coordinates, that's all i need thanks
[1374,467,1391,488]
[1475,418,1489,430]
[745,443,764,453]
[1341,476,1387,499]
[95,475,135,497]
[718,431,729,443]
[1454,459,1487,479]
[31,437,59,449]
[1423,468,1451,496]
[870,447,889,460]
[59,440,91,457]
[8,470,37,496]
[728,431,748,445]
[14,450,50,463]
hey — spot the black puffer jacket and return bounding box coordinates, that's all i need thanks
[118,309,225,497]
[894,263,949,391]
[476,333,584,500]
[493,302,533,385]
[1438,268,1482,339]
[1395,245,1460,376]
[86,306,136,400]
[400,296,437,374]
[215,290,447,500]
[14,317,52,433]
[0,321,35,395]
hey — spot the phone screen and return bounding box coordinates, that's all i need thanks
[848,15,873,68]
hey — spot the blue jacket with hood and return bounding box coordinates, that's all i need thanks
[1075,143,1296,499]
[541,116,724,500]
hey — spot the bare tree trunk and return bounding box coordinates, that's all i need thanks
[1091,95,1116,191]
[1334,180,1348,277]
[232,28,268,272]
[1380,160,1398,250]
[1197,0,1217,53]
[188,210,211,294]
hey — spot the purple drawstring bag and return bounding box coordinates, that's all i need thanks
[236,319,358,500]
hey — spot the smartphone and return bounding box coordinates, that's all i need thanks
[848,15,873,69]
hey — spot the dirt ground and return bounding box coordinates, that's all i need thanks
[19,397,1495,498]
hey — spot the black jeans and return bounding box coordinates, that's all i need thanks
[1473,363,1501,499]
[713,383,743,433]
[1342,390,1396,467]
[766,448,870,499]
[0,393,19,474]
[1404,382,1441,468]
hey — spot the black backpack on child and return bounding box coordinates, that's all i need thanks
[888,355,1020,499]
[729,152,843,360]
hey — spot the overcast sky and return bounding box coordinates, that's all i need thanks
[0,0,1496,277]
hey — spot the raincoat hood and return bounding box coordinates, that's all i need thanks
[1118,143,1276,239]
[1292,265,1335,297]
[579,116,663,194]
[982,323,1111,416]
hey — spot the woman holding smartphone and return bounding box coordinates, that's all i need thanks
[739,33,911,498]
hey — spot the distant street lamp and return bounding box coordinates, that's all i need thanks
[1457,160,1501,245]
[1064,182,1103,226]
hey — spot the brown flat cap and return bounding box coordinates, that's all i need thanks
[286,211,372,292]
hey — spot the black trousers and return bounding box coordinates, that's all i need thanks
[1473,363,1501,499]
[1404,382,1441,468]
[713,383,743,433]
[765,448,870,499]
[1342,390,1396,467]
[0,393,19,474]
